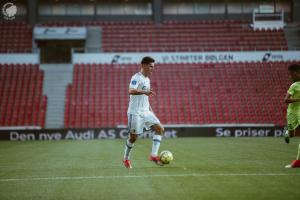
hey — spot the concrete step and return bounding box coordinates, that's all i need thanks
[41,64,73,128]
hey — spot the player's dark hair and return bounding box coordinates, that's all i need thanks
[141,56,155,64]
[288,64,300,72]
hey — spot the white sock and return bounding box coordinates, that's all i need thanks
[124,139,134,160]
[151,134,162,157]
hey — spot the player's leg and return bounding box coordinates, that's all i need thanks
[149,124,164,166]
[123,132,137,168]
[291,142,300,167]
[123,114,142,169]
[151,124,164,157]
[297,142,300,160]
[284,115,300,168]
[284,130,295,144]
[283,125,289,143]
[285,142,300,168]
[292,141,300,167]
[144,111,164,165]
[284,115,297,144]
[285,123,300,168]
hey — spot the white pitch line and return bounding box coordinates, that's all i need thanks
[0,173,300,182]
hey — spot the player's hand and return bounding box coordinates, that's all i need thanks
[145,89,155,97]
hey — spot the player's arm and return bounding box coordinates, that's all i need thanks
[149,105,153,112]
[129,88,155,96]
[284,93,300,104]
[128,77,155,96]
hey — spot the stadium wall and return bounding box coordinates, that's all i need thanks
[0,126,285,141]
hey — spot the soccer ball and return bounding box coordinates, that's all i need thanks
[159,150,173,164]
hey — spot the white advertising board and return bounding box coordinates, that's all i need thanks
[73,51,300,64]
[0,54,39,64]
[34,27,87,40]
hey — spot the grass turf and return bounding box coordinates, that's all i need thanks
[0,137,299,200]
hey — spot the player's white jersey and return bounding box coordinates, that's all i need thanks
[127,72,150,115]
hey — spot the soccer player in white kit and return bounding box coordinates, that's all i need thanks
[123,56,164,169]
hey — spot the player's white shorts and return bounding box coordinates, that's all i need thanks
[127,111,161,134]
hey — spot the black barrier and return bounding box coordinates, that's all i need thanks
[0,126,285,141]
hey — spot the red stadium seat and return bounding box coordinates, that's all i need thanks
[0,21,32,53]
[0,64,47,127]
[64,62,294,128]
[38,20,288,53]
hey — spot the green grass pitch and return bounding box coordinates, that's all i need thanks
[0,137,300,200]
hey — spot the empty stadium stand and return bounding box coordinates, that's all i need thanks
[0,20,294,129]
[40,20,288,52]
[0,64,47,127]
[0,20,289,53]
[101,20,288,52]
[64,61,292,128]
[0,21,32,53]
